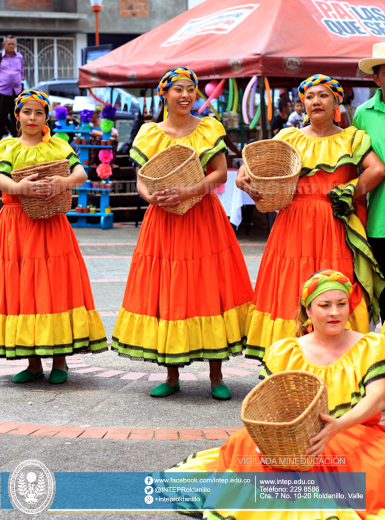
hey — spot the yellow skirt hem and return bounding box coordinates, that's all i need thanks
[0,307,107,357]
[112,302,251,366]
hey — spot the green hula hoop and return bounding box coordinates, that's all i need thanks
[226,78,234,112]
[249,103,261,130]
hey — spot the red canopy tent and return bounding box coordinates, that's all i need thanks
[79,0,385,88]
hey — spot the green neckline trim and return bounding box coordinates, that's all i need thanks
[130,137,227,171]
[259,357,385,418]
[300,130,371,178]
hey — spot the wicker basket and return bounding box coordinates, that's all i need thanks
[138,144,205,215]
[242,139,302,213]
[241,371,329,471]
[11,160,72,219]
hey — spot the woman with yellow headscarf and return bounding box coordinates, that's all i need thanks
[0,90,107,384]
[236,74,385,355]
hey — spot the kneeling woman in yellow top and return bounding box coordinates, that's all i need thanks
[112,67,253,399]
[166,270,385,519]
[0,90,107,384]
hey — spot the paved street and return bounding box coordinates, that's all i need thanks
[1,223,383,518]
[0,222,268,519]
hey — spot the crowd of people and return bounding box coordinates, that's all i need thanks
[270,86,358,135]
[1,37,385,518]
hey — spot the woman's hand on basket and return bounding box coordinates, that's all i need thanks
[149,186,197,209]
[16,173,51,198]
[148,189,181,209]
[236,165,263,203]
[306,414,341,457]
[44,176,71,201]
[165,186,197,205]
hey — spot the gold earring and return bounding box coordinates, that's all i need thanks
[307,317,313,334]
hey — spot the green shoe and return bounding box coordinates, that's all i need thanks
[13,368,44,384]
[49,364,68,384]
[150,382,180,398]
[211,384,231,400]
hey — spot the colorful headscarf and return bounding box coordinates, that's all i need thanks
[14,89,51,143]
[298,74,344,124]
[157,67,198,119]
[301,270,352,309]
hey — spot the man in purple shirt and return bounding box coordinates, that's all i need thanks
[0,35,24,138]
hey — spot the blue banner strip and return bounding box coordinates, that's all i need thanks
[1,471,366,511]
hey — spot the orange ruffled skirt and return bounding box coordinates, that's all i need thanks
[245,165,369,356]
[167,415,385,519]
[112,193,253,366]
[0,194,107,359]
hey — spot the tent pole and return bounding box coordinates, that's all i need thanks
[259,76,268,139]
[239,87,244,149]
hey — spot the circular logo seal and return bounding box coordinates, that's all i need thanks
[228,58,243,74]
[89,67,100,83]
[9,460,56,515]
[283,57,303,74]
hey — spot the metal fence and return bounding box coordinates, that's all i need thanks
[1,36,76,87]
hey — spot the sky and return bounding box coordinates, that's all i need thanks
[188,0,206,9]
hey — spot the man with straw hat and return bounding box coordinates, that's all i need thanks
[353,42,385,323]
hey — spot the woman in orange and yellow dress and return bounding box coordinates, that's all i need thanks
[164,270,385,519]
[112,67,253,399]
[236,75,385,356]
[0,90,107,384]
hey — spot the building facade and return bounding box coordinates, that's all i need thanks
[0,0,187,86]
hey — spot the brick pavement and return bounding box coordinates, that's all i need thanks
[0,420,242,440]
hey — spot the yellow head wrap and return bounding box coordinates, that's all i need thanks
[14,89,51,144]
